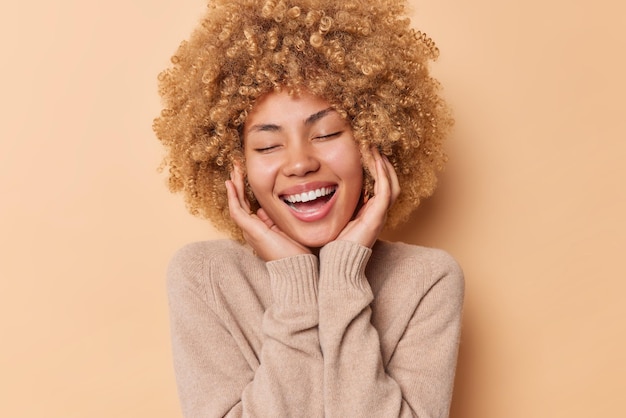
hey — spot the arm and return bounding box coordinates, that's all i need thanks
[167,245,324,417]
[317,240,464,418]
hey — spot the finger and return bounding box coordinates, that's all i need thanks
[232,163,251,213]
[226,179,252,219]
[373,153,392,203]
[256,208,276,229]
[231,163,246,206]
[368,147,381,183]
[382,155,401,203]
[225,179,246,221]
[366,147,385,202]
[362,146,377,179]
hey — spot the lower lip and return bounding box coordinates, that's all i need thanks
[284,191,337,222]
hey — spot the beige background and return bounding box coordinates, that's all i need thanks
[1,0,624,416]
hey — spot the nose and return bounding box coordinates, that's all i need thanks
[281,142,320,177]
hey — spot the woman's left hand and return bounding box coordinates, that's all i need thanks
[335,147,400,248]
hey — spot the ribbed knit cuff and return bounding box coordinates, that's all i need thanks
[266,254,319,306]
[318,240,372,293]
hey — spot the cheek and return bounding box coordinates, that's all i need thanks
[245,157,276,201]
[327,143,364,184]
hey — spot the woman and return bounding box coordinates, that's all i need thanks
[154,0,464,416]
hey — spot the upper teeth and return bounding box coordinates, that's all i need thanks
[284,187,335,203]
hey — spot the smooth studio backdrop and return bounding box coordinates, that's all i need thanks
[1,0,624,417]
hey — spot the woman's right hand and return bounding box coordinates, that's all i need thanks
[225,163,311,262]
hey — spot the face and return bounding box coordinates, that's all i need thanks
[243,90,363,249]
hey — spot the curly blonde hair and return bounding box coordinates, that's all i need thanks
[153,0,452,240]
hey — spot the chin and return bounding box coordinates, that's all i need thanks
[293,230,340,250]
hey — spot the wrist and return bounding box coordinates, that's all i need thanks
[319,241,372,293]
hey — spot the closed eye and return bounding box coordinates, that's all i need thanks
[254,145,280,153]
[315,131,342,140]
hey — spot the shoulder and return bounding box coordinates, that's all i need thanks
[370,240,464,294]
[168,239,245,275]
[168,239,248,265]
[166,239,257,294]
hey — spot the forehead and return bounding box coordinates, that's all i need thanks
[244,90,337,129]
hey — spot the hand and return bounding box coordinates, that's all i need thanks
[335,147,400,248]
[225,163,311,261]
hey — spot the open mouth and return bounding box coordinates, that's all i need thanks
[281,186,337,213]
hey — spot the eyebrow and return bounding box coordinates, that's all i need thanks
[305,107,334,125]
[247,107,335,134]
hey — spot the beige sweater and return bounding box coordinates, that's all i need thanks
[167,239,464,417]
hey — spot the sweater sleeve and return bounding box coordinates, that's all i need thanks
[167,245,324,417]
[317,240,464,418]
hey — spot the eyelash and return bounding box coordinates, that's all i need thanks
[255,145,279,153]
[253,131,342,153]
[315,131,342,140]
